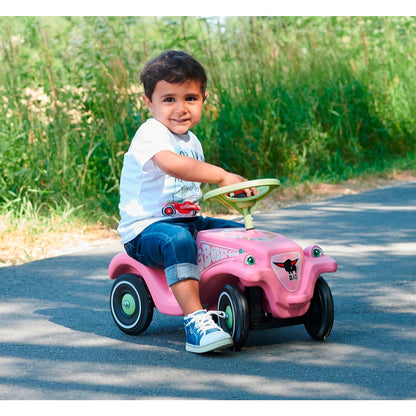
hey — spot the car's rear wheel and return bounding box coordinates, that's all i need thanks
[110,274,154,335]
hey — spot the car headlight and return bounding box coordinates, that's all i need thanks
[244,255,256,265]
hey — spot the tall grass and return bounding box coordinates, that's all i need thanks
[194,17,416,181]
[1,16,415,225]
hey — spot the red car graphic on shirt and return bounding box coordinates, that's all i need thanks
[161,201,200,217]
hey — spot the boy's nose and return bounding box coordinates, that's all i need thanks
[176,100,187,113]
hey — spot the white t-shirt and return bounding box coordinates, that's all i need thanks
[117,118,204,244]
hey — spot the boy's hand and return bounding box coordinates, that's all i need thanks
[217,172,246,188]
[218,173,258,197]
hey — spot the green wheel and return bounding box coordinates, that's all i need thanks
[217,284,250,350]
[110,274,154,335]
[304,276,334,340]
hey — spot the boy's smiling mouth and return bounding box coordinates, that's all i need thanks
[171,118,189,123]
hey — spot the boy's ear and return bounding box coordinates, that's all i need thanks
[203,92,208,102]
[142,94,152,110]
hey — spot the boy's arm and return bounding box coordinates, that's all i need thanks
[152,150,246,188]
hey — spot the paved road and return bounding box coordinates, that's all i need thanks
[0,182,415,400]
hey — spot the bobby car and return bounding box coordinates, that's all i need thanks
[109,179,337,349]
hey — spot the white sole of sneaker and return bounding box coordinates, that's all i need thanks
[186,337,234,353]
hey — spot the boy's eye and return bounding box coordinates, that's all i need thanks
[162,95,200,103]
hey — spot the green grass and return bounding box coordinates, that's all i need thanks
[1,16,415,227]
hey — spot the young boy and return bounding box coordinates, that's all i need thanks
[117,50,248,353]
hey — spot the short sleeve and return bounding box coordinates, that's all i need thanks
[128,118,175,166]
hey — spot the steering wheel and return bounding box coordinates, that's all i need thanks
[203,178,280,229]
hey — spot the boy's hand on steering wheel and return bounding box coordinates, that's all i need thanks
[217,173,258,197]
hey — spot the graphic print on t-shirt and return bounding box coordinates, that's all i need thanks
[160,147,203,217]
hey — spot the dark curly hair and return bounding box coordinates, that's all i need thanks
[140,50,207,100]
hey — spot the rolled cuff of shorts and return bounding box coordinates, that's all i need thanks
[165,263,200,287]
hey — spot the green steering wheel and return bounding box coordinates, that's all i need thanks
[203,178,280,229]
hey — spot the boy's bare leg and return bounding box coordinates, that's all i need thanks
[170,279,203,316]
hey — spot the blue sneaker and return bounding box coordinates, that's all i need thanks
[184,310,234,353]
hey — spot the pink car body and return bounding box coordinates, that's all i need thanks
[109,227,337,319]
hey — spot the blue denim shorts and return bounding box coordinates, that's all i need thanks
[124,216,243,286]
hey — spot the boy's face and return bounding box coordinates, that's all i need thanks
[142,80,206,135]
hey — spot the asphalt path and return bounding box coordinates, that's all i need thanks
[0,182,415,400]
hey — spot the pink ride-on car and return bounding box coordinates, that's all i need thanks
[109,179,337,350]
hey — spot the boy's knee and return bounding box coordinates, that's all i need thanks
[165,264,200,287]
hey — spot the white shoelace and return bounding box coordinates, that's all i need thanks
[185,310,226,335]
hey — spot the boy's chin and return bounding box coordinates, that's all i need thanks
[168,125,191,135]
[171,129,189,135]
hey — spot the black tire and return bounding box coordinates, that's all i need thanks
[304,276,334,340]
[217,284,250,350]
[110,274,154,335]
